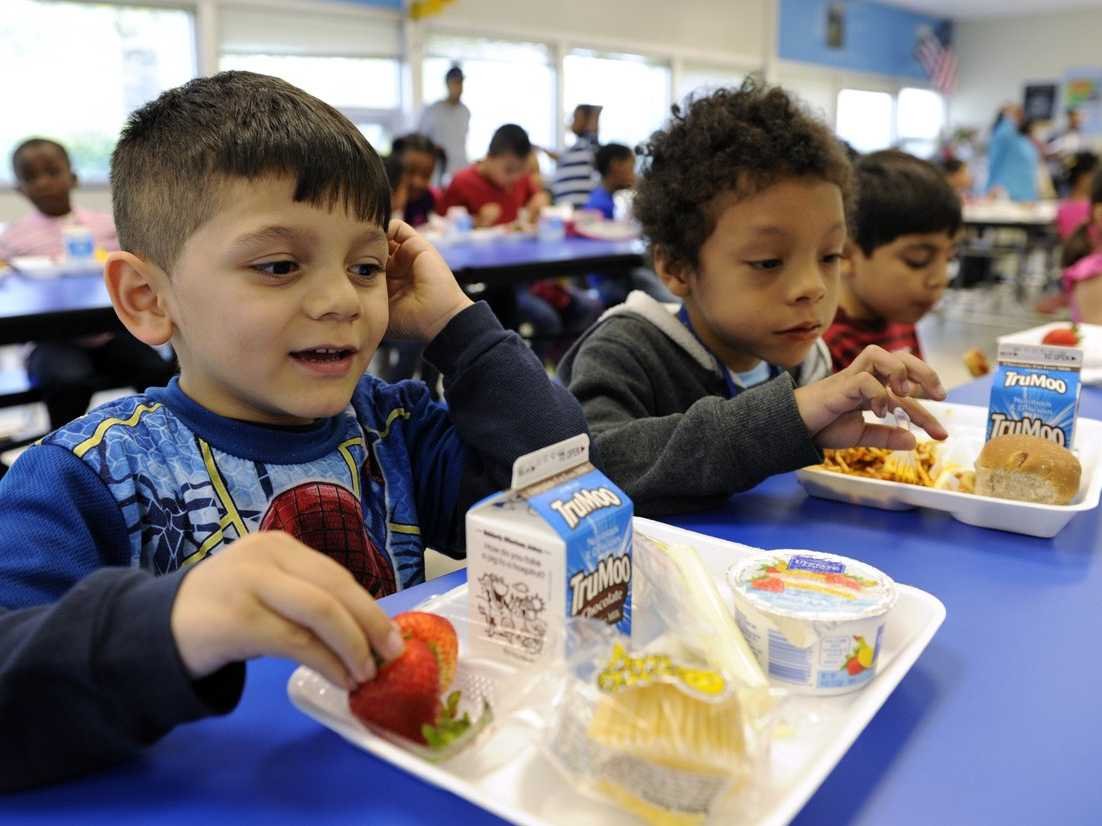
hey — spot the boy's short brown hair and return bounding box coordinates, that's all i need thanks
[111,71,391,271]
[634,77,854,271]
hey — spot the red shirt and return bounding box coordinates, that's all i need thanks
[441,164,536,225]
[823,307,923,371]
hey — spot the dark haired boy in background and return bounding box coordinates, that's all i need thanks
[825,150,962,371]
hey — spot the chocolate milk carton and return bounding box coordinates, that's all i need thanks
[987,343,1083,447]
[466,435,633,665]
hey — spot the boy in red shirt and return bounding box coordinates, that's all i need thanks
[824,150,961,371]
[444,124,599,360]
[443,123,546,225]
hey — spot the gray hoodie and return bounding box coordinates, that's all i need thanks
[558,291,829,516]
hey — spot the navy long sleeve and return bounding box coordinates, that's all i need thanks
[0,567,243,792]
[416,300,591,555]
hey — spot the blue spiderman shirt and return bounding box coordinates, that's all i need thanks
[0,303,589,608]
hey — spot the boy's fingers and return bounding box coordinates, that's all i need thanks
[255,570,375,684]
[270,539,404,663]
[849,346,913,397]
[895,352,947,399]
[853,423,919,450]
[894,395,949,440]
[256,612,356,690]
[387,218,417,243]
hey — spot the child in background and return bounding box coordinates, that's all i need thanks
[551,104,602,208]
[0,138,176,428]
[940,156,974,201]
[824,150,962,371]
[1056,151,1099,240]
[390,133,440,228]
[583,143,672,307]
[585,143,635,220]
[378,137,443,386]
[1061,168,1102,323]
[0,71,587,610]
[559,80,948,516]
[444,124,600,360]
[443,123,547,227]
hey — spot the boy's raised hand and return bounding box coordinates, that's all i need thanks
[795,346,949,450]
[386,219,473,343]
[170,532,405,690]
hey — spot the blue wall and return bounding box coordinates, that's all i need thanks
[779,0,949,80]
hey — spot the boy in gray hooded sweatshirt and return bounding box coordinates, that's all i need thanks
[558,79,948,516]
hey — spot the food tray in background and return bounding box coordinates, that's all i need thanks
[998,322,1102,384]
[10,256,104,279]
[289,518,945,826]
[796,401,1102,538]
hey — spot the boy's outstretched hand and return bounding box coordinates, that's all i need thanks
[170,532,405,691]
[386,219,473,343]
[795,346,949,450]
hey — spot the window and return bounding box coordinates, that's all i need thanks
[675,64,745,106]
[563,50,671,151]
[220,7,403,155]
[219,55,401,111]
[835,89,894,155]
[422,36,555,167]
[896,87,945,159]
[0,1,197,185]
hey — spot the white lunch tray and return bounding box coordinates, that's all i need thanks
[998,322,1102,383]
[288,518,945,826]
[797,401,1102,538]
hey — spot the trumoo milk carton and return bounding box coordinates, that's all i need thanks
[466,434,632,666]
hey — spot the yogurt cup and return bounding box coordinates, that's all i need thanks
[726,551,896,696]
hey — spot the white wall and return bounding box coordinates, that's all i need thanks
[951,7,1102,129]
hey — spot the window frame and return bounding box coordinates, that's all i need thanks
[0,0,199,190]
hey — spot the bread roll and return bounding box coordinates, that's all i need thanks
[975,435,1082,505]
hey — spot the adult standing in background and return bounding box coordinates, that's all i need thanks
[551,104,602,207]
[418,65,470,184]
[986,104,1039,202]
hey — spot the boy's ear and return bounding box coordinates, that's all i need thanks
[653,247,693,299]
[104,251,174,347]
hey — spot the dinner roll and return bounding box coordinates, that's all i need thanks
[975,434,1082,506]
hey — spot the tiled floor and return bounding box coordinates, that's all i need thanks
[0,281,1065,582]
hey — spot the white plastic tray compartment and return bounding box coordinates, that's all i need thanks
[288,518,945,826]
[797,401,1102,538]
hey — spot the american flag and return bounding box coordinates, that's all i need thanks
[915,24,958,95]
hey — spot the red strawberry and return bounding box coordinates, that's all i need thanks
[348,637,440,743]
[396,611,458,691]
[845,657,864,676]
[1042,326,1080,347]
[751,576,784,593]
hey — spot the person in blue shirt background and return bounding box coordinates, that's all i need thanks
[584,142,636,220]
[986,104,1040,202]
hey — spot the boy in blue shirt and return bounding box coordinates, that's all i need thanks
[0,70,587,609]
[584,142,636,220]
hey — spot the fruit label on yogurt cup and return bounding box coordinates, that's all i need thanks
[987,343,1082,448]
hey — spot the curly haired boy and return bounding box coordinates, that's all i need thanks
[558,78,948,515]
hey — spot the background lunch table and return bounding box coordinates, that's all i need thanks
[4,380,1101,825]
[0,237,645,346]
